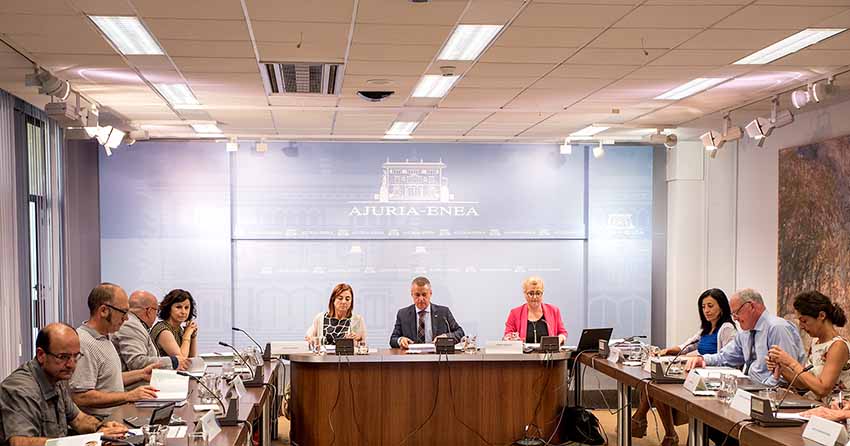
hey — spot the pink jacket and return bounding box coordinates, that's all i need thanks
[504,303,568,341]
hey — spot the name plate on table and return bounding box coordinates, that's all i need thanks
[730,389,754,415]
[267,341,310,356]
[485,341,523,354]
[228,376,247,399]
[803,415,847,446]
[196,410,222,441]
[683,370,715,396]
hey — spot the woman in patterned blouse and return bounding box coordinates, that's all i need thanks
[305,283,367,346]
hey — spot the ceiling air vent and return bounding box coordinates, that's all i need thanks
[259,62,343,96]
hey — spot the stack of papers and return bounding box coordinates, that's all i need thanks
[137,370,189,403]
[406,343,436,354]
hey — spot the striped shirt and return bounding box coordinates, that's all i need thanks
[70,323,124,417]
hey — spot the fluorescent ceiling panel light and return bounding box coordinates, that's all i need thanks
[154,84,199,106]
[438,24,503,60]
[385,121,420,138]
[191,123,221,133]
[412,75,459,98]
[655,78,727,100]
[734,28,847,65]
[569,125,609,138]
[89,16,164,55]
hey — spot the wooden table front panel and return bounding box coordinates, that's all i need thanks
[291,356,567,446]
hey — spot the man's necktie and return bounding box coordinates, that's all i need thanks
[417,310,426,343]
[744,330,757,375]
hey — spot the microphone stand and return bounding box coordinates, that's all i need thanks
[774,364,814,410]
[176,372,239,426]
[218,341,263,387]
[232,327,270,361]
[665,339,699,376]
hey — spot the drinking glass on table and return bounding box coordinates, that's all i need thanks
[718,374,738,405]
[221,361,234,380]
[761,388,781,411]
[464,336,478,354]
[187,432,208,446]
[143,424,168,446]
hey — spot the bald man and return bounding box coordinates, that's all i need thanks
[113,291,188,388]
[0,323,126,446]
[70,283,159,417]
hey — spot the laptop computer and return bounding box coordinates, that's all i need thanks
[576,328,614,353]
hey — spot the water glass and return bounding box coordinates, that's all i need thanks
[187,432,208,446]
[143,424,168,446]
[221,362,234,380]
[703,373,722,392]
[356,341,369,355]
[718,374,738,405]
[464,336,478,354]
[761,388,781,411]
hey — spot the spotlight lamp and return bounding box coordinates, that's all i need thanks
[592,141,605,159]
[25,68,71,100]
[560,138,572,155]
[744,98,793,147]
[700,130,722,152]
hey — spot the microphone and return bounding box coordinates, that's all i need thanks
[443,316,452,342]
[774,364,814,411]
[218,341,256,379]
[176,371,227,414]
[665,338,699,376]
[231,327,264,354]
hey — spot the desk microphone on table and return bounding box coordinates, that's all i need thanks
[665,338,699,376]
[217,341,256,380]
[176,371,226,414]
[775,364,814,410]
[231,327,264,355]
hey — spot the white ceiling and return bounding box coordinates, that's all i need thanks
[1,0,850,142]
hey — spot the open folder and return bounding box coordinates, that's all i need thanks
[137,369,190,403]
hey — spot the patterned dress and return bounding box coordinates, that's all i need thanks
[322,314,352,345]
[806,336,850,401]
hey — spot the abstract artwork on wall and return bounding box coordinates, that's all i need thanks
[778,133,850,330]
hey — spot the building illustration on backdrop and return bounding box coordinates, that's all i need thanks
[374,159,455,202]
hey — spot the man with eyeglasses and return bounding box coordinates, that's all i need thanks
[685,288,804,386]
[0,323,127,446]
[70,283,159,418]
[112,290,190,389]
[390,276,465,349]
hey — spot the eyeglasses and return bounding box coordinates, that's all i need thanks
[731,301,752,318]
[104,303,129,317]
[46,351,84,362]
[525,290,544,297]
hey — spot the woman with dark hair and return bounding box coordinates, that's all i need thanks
[768,290,850,400]
[305,283,367,346]
[631,288,737,446]
[150,289,198,358]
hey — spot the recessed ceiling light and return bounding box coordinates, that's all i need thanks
[191,123,221,133]
[89,16,164,55]
[569,125,609,138]
[412,75,459,98]
[655,78,727,100]
[153,83,199,106]
[734,28,847,65]
[438,24,503,61]
[384,121,419,139]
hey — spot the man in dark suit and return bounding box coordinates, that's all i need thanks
[390,276,465,349]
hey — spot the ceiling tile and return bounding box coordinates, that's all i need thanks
[589,28,702,49]
[358,0,466,25]
[245,0,354,23]
[159,40,255,58]
[33,54,128,71]
[333,111,397,134]
[251,21,350,44]
[440,87,523,108]
[256,42,345,62]
[0,1,76,14]
[208,109,275,128]
[67,0,135,14]
[530,76,610,91]
[495,26,600,48]
[134,0,246,20]
[348,43,440,62]
[547,64,639,80]
[679,29,801,50]
[353,24,452,45]
[65,68,144,85]
[172,57,260,73]
[768,49,850,66]
[568,48,665,65]
[346,60,429,76]
[480,46,577,64]
[714,5,849,29]
[145,19,250,41]
[614,5,741,28]
[810,31,850,50]
[625,66,720,81]
[461,0,524,24]
[505,88,597,110]
[271,110,335,130]
[815,9,850,27]
[464,62,554,78]
[6,31,116,55]
[0,14,92,35]
[456,76,539,89]
[649,49,752,66]
[513,3,634,28]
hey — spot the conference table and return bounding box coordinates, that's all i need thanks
[575,352,812,446]
[287,348,572,446]
[108,361,281,446]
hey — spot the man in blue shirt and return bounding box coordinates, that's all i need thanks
[686,288,805,386]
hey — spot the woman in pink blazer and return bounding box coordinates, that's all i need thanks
[503,276,568,344]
